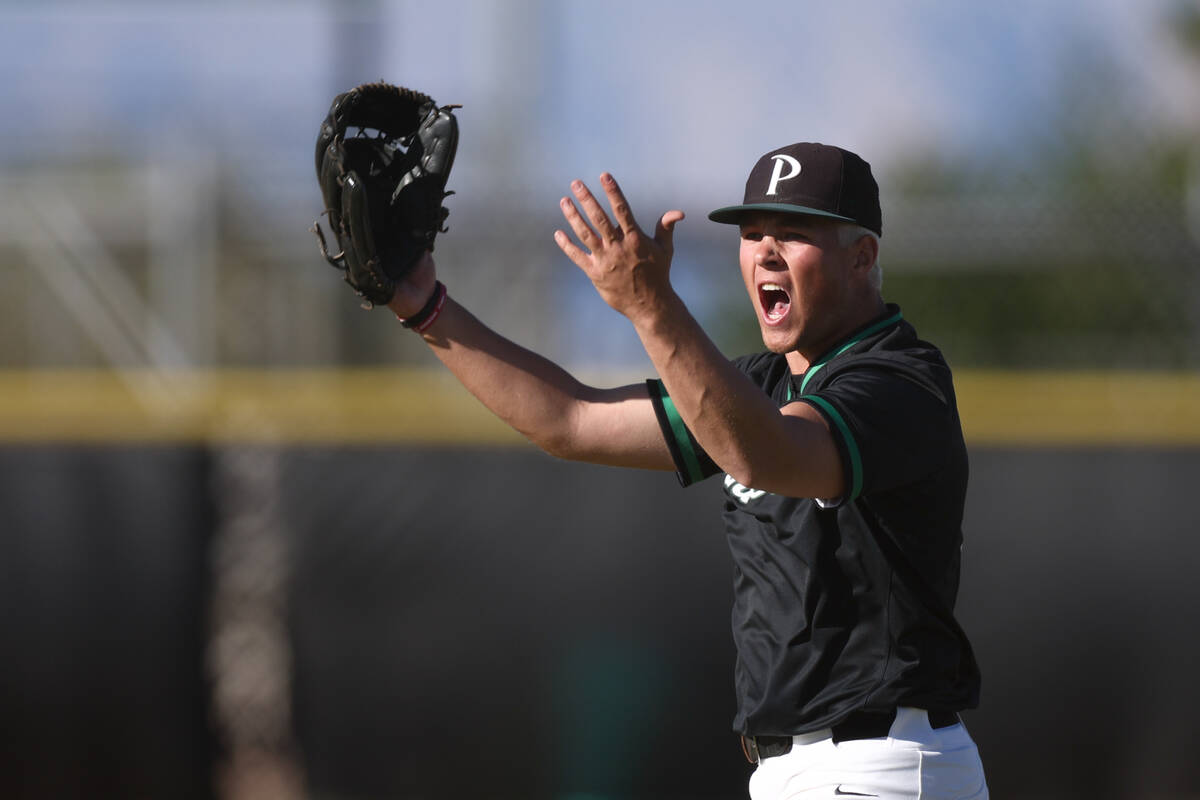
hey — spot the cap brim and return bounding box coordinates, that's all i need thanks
[707,202,858,226]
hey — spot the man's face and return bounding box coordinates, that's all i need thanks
[738,213,859,358]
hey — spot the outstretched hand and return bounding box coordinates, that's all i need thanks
[554,173,685,322]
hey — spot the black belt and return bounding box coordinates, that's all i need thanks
[740,708,960,764]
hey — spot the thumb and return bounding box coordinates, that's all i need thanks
[654,209,686,248]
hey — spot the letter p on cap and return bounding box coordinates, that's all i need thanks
[766,154,801,196]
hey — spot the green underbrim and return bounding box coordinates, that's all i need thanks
[708,202,859,226]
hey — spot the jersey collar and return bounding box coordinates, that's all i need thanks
[788,305,904,400]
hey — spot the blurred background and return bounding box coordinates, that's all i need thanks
[1,0,1199,798]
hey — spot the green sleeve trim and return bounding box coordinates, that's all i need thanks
[800,394,863,502]
[648,380,706,485]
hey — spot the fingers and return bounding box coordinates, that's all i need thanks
[571,178,626,243]
[654,209,686,248]
[553,226,588,268]
[559,191,603,253]
[559,174,645,246]
[598,173,639,234]
[556,174,669,266]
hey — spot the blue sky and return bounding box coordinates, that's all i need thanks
[2,0,1194,195]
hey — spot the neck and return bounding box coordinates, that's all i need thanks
[785,296,887,374]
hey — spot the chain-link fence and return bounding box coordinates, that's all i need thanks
[2,146,1196,373]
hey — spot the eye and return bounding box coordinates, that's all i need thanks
[741,230,764,242]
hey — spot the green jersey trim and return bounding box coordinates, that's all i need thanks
[798,310,904,395]
[649,380,706,485]
[800,394,863,502]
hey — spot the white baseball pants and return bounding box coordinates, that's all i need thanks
[748,708,988,800]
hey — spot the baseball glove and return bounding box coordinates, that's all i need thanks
[311,82,459,307]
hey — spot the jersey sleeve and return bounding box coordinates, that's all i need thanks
[795,364,959,505]
[645,379,722,487]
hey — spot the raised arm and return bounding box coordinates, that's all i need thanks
[387,252,673,471]
[554,175,845,499]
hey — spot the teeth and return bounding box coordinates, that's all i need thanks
[762,283,786,293]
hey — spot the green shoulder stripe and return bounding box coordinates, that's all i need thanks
[800,394,863,502]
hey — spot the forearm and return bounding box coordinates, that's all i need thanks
[411,297,582,449]
[411,296,669,469]
[632,296,771,471]
[630,294,839,495]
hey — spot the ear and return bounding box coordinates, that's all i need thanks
[851,233,878,274]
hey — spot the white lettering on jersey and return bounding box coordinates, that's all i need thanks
[725,473,767,505]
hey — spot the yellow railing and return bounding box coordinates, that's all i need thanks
[0,368,1197,446]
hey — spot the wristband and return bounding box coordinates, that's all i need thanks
[398,281,447,333]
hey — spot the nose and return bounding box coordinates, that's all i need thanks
[754,235,782,267]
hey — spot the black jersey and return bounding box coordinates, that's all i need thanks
[647,305,981,736]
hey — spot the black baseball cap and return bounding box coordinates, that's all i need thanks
[708,142,882,236]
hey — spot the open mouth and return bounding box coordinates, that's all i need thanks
[758,282,791,324]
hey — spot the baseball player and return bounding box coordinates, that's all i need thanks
[385,142,987,799]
